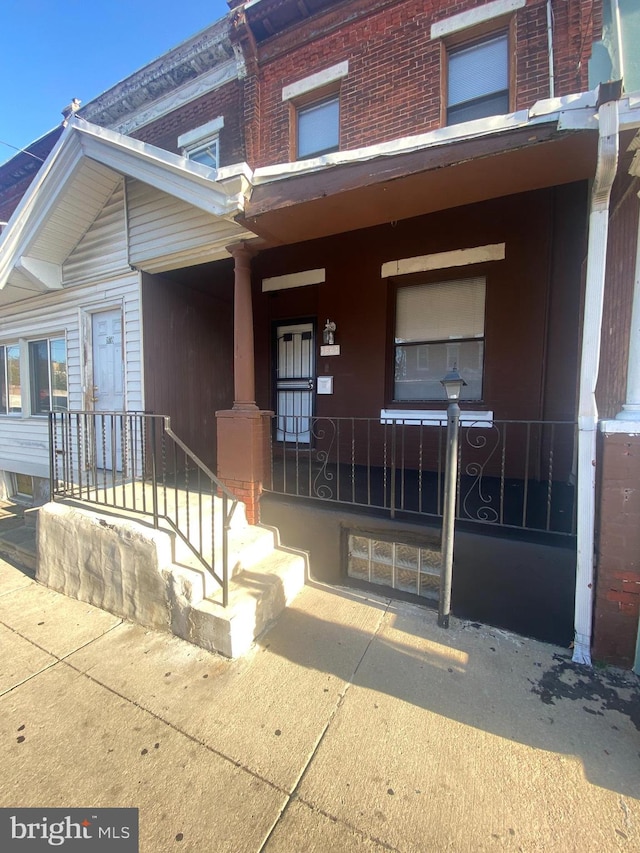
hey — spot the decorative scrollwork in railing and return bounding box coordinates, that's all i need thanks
[461,422,502,524]
[311,417,337,499]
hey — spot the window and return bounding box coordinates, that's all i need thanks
[394,277,486,401]
[296,95,340,159]
[29,337,67,414]
[184,137,219,168]
[0,344,21,414]
[447,33,509,125]
[348,534,442,600]
[178,117,223,170]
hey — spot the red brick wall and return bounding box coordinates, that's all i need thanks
[594,433,640,668]
[246,0,601,168]
[130,79,245,167]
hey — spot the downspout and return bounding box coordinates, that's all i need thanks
[546,1,555,98]
[612,0,625,84]
[573,82,621,666]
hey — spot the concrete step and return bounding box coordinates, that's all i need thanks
[174,547,308,658]
[37,500,308,658]
[0,525,37,572]
[172,523,280,596]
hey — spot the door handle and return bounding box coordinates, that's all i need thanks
[307,378,314,390]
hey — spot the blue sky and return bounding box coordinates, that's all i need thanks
[0,0,232,164]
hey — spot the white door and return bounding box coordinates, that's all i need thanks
[275,322,314,443]
[92,309,124,469]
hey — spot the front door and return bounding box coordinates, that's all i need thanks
[92,308,124,469]
[275,322,314,443]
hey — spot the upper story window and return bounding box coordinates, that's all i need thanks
[297,95,340,159]
[282,61,348,161]
[0,343,21,414]
[394,277,486,401]
[447,32,509,125]
[29,337,67,414]
[178,116,224,170]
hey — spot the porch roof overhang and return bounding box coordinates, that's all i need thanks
[240,93,637,247]
[0,119,256,304]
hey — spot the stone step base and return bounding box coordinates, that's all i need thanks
[36,501,307,657]
[172,549,307,658]
[0,525,37,572]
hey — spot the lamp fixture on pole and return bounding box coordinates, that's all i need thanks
[438,366,466,628]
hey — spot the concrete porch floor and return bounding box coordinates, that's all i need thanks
[0,550,638,852]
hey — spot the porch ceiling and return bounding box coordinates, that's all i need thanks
[241,126,598,246]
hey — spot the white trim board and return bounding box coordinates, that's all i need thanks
[262,268,325,292]
[431,0,525,40]
[381,244,505,278]
[282,62,349,102]
[380,409,494,427]
[178,116,224,149]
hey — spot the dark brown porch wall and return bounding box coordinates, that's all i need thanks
[141,267,234,470]
[596,170,640,421]
[253,184,587,424]
[593,433,640,668]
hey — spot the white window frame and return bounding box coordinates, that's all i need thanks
[0,341,22,416]
[28,335,68,416]
[178,116,224,169]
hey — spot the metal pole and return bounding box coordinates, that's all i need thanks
[438,401,460,628]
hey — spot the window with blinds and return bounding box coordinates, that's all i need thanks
[394,277,486,401]
[447,33,509,126]
[297,96,340,159]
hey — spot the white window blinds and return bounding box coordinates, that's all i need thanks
[297,97,340,159]
[395,277,486,343]
[448,34,508,108]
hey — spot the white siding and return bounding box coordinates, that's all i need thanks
[0,272,142,479]
[127,178,247,272]
[63,181,128,284]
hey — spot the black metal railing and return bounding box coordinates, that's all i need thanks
[49,411,240,606]
[267,415,577,536]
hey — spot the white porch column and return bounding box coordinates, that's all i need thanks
[615,210,640,420]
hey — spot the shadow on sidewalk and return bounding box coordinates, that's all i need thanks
[259,583,640,798]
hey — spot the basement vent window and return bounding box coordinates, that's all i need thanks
[347,534,441,599]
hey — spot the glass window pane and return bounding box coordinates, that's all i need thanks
[29,340,49,415]
[395,340,484,401]
[448,92,510,125]
[6,344,21,413]
[50,338,68,412]
[189,141,218,168]
[297,97,339,159]
[448,34,508,107]
[395,278,486,343]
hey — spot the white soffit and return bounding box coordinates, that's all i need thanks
[282,62,349,102]
[262,268,325,292]
[431,0,525,39]
[381,244,506,278]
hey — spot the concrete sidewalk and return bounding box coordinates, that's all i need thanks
[0,553,638,852]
